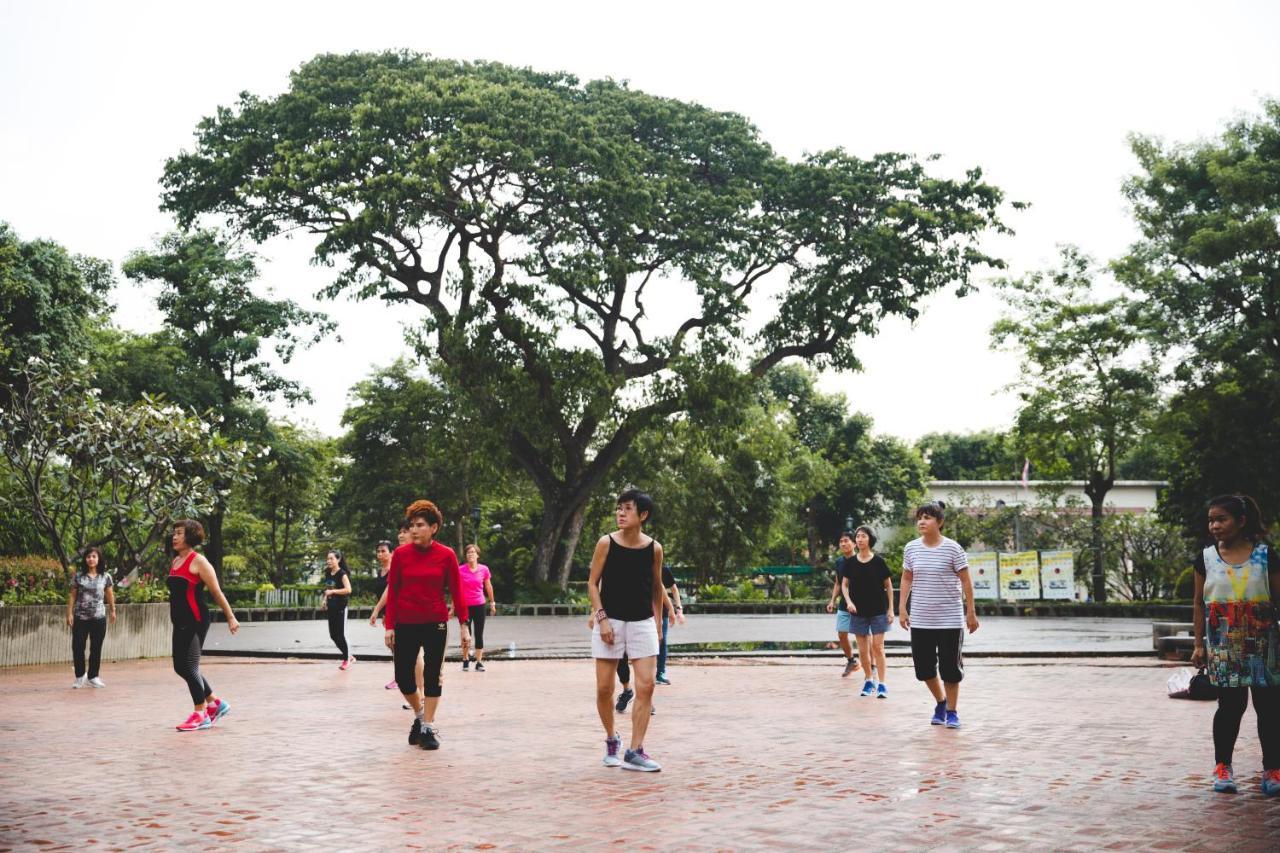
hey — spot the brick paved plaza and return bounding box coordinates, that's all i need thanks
[2,655,1278,851]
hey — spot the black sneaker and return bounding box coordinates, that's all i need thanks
[419,724,440,750]
[408,718,422,745]
[462,659,470,671]
[474,662,485,672]
[615,688,634,712]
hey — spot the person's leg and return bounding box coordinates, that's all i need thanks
[1250,686,1279,769]
[837,631,853,660]
[854,632,873,682]
[470,605,487,664]
[657,613,669,677]
[596,658,619,735]
[420,622,448,725]
[628,655,658,750]
[197,621,214,703]
[617,654,631,687]
[938,628,965,711]
[1214,686,1249,771]
[87,617,107,680]
[172,625,207,711]
[72,618,90,679]
[416,648,425,696]
[872,631,887,686]
[396,625,425,713]
[328,606,349,659]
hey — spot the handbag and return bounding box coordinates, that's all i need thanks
[1188,667,1218,701]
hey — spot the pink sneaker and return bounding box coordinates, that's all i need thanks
[339,656,354,671]
[176,711,210,732]
[384,679,398,690]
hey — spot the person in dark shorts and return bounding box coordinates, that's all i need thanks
[828,534,859,677]
[898,502,979,729]
[66,547,116,688]
[840,526,895,698]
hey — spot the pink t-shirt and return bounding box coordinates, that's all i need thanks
[457,563,491,606]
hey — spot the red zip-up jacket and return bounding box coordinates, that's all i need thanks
[384,541,469,630]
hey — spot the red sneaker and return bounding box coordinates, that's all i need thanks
[176,711,210,732]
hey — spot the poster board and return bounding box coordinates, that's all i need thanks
[998,550,1041,600]
[1039,549,1075,600]
[967,551,999,600]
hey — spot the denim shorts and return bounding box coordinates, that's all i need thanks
[836,608,854,633]
[850,613,890,636]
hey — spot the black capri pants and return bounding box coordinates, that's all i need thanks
[910,627,965,683]
[72,616,107,679]
[172,620,212,704]
[395,622,448,697]
[467,604,487,650]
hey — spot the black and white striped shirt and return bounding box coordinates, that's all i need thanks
[903,536,968,628]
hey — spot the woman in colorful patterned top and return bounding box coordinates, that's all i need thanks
[1191,494,1280,795]
[66,547,115,688]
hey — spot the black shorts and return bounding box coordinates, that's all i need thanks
[394,622,448,697]
[910,627,965,683]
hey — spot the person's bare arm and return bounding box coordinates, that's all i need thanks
[841,577,856,613]
[671,583,685,624]
[370,586,389,625]
[66,588,76,628]
[106,584,116,624]
[485,576,496,615]
[959,569,979,633]
[195,555,239,634]
[883,575,895,624]
[587,536,613,643]
[898,570,913,630]
[651,542,665,625]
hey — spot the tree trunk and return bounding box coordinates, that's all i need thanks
[554,504,588,589]
[1083,471,1111,603]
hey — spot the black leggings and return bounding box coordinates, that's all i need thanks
[72,617,107,679]
[172,621,212,705]
[467,604,487,650]
[327,606,349,658]
[1215,686,1280,768]
[617,654,630,686]
[395,622,447,698]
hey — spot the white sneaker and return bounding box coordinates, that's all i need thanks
[88,677,106,688]
[73,675,87,688]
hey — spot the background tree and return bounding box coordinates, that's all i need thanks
[122,230,333,572]
[992,246,1160,601]
[916,430,1019,481]
[0,358,246,572]
[0,222,112,403]
[1117,99,1280,535]
[161,51,1016,588]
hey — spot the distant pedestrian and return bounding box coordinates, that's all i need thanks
[167,519,240,732]
[656,565,684,685]
[1192,494,1280,796]
[66,547,115,688]
[458,544,496,671]
[587,489,665,771]
[384,500,470,751]
[323,549,354,669]
[898,501,979,729]
[841,526,895,698]
[828,534,859,677]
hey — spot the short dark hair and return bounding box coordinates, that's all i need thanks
[174,518,205,548]
[405,499,443,527]
[79,547,105,575]
[375,540,393,552]
[617,488,654,524]
[1207,494,1268,541]
[855,525,878,548]
[915,501,946,528]
[397,517,412,532]
[838,531,855,542]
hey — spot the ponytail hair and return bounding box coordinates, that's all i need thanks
[1207,494,1268,541]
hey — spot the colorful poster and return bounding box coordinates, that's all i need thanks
[1039,549,1075,600]
[967,551,998,600]
[999,551,1041,600]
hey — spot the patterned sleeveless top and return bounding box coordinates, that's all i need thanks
[1198,542,1279,688]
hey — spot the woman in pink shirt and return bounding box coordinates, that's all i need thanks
[459,544,497,671]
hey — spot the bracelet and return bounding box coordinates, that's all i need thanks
[594,608,608,621]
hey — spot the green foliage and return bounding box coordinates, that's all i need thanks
[0,555,68,605]
[0,223,113,403]
[916,431,1019,481]
[0,358,248,572]
[160,51,1014,588]
[697,581,766,602]
[115,572,169,604]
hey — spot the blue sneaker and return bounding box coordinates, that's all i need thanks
[206,698,230,724]
[930,701,946,726]
[945,710,961,729]
[1212,763,1236,793]
[876,683,888,699]
[860,680,876,697]
[1262,769,1280,796]
[622,748,661,772]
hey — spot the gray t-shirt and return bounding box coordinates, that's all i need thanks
[71,572,113,620]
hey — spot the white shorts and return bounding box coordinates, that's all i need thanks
[591,616,659,660]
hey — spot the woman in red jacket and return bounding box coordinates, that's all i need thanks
[384,500,471,750]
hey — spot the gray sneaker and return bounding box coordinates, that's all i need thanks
[603,734,622,767]
[841,658,857,678]
[622,748,661,772]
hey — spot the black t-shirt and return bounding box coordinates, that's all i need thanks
[374,570,389,601]
[326,567,350,609]
[662,565,676,589]
[842,554,891,617]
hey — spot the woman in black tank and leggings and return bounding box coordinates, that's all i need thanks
[323,549,355,669]
[167,519,239,732]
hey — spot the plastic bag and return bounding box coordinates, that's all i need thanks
[1167,668,1193,699]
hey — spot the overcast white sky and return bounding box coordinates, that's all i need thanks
[3,1,1278,440]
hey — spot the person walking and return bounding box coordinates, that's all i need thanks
[384,500,471,751]
[371,539,398,690]
[1192,494,1280,796]
[458,544,496,671]
[898,501,979,729]
[166,519,239,732]
[827,533,859,677]
[323,549,354,669]
[840,526,895,698]
[587,489,665,771]
[656,565,684,685]
[373,522,425,701]
[67,547,115,688]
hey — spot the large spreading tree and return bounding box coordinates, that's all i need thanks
[162,51,1016,586]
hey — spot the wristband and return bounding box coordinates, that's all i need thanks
[595,608,608,621]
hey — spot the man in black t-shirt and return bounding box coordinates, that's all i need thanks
[827,533,859,677]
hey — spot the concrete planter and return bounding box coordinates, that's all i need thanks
[0,603,172,668]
